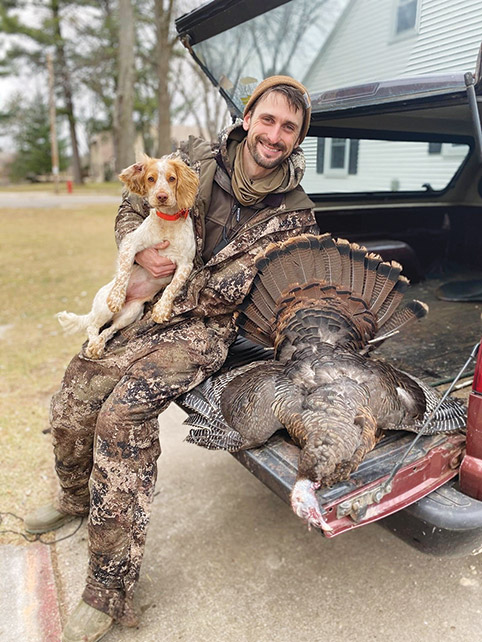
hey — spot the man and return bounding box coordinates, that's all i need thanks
[25,75,318,642]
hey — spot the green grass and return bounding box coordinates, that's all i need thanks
[0,202,119,543]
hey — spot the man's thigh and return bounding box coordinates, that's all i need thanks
[94,316,236,438]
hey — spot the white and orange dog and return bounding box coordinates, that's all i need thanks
[57,154,199,358]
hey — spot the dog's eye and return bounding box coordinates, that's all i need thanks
[147,176,155,183]
[168,176,176,183]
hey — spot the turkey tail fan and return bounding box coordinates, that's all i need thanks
[238,234,427,354]
[368,260,403,315]
[375,276,410,328]
[313,233,343,283]
[348,243,368,296]
[337,238,352,285]
[362,252,383,302]
[236,313,272,347]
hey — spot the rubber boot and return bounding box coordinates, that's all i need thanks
[62,600,114,642]
[24,504,75,534]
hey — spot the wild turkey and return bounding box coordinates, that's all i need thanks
[181,234,466,530]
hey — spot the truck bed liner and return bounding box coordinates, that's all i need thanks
[376,274,481,382]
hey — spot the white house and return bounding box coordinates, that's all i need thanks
[299,0,482,194]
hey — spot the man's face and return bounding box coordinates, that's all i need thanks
[242,92,303,173]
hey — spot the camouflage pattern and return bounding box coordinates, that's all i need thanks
[50,121,318,623]
[51,315,236,623]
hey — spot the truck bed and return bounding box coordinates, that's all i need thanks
[375,273,482,383]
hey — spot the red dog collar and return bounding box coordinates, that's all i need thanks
[156,209,189,221]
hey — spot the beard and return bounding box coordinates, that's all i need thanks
[246,135,290,170]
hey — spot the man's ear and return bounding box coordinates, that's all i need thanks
[242,111,251,132]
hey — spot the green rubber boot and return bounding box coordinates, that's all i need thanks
[62,600,114,642]
[24,504,75,534]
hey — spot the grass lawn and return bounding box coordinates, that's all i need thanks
[0,202,119,543]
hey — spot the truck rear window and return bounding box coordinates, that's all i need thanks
[301,136,470,194]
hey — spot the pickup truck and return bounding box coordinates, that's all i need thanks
[175,0,482,557]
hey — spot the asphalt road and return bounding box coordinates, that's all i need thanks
[0,190,121,208]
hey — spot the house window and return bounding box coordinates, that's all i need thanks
[394,0,418,36]
[330,138,348,171]
[428,142,467,157]
[428,142,442,154]
[316,138,359,176]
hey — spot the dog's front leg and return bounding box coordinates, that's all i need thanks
[151,264,192,324]
[106,245,138,314]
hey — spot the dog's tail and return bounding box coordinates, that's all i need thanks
[56,311,91,335]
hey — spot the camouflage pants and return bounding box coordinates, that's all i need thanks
[50,315,236,624]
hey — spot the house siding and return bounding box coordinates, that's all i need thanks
[305,0,482,92]
[405,0,482,74]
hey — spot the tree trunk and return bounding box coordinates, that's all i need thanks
[51,0,83,184]
[113,0,136,172]
[155,0,174,156]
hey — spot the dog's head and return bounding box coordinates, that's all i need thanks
[119,154,199,214]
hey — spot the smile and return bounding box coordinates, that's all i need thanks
[258,138,285,156]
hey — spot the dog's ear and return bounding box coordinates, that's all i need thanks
[172,158,200,211]
[118,156,151,196]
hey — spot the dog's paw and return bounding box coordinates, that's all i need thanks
[85,345,102,359]
[151,305,171,324]
[85,339,105,360]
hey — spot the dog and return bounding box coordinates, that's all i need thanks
[57,154,199,359]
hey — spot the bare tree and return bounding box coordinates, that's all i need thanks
[172,57,229,143]
[113,0,136,171]
[0,0,84,183]
[154,0,177,155]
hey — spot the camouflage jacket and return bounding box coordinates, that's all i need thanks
[114,123,318,325]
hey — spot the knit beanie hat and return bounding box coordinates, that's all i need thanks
[242,75,312,144]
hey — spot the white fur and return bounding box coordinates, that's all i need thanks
[57,156,198,359]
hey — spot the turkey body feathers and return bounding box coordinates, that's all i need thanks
[182,234,466,530]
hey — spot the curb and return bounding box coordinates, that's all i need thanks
[0,543,62,641]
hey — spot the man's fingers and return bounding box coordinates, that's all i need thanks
[154,240,170,249]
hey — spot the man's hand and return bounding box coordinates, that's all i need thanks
[135,241,176,278]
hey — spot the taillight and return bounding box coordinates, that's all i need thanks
[473,344,482,393]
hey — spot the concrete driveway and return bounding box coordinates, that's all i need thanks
[4,403,481,642]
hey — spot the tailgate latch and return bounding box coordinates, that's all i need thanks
[336,482,392,523]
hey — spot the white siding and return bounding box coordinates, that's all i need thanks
[304,0,482,92]
[405,0,482,74]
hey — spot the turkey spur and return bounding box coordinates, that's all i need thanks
[181,234,466,531]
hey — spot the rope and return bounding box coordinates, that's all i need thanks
[0,511,84,545]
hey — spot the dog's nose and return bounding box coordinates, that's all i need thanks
[157,192,168,203]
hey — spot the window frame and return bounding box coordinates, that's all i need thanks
[391,0,420,42]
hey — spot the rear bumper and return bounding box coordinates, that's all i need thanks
[380,479,482,557]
